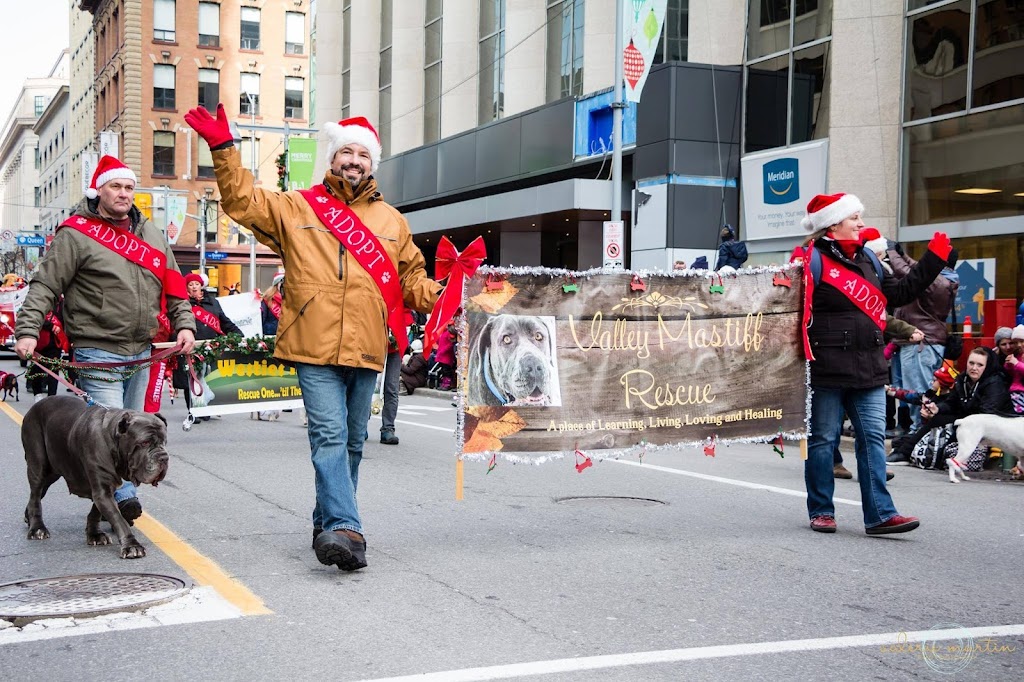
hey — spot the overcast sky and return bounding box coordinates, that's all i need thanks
[0,0,71,125]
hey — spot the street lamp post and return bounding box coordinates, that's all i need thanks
[231,95,260,294]
[246,93,257,294]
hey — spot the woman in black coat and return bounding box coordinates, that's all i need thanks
[889,346,1013,461]
[798,192,951,536]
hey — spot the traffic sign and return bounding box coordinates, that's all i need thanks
[1,229,13,241]
[603,221,624,270]
[17,234,46,247]
[206,251,229,261]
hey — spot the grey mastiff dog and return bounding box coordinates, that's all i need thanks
[22,396,170,559]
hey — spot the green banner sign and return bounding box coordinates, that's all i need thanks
[287,137,318,190]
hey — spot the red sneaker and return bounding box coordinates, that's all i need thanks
[809,516,837,533]
[866,515,920,535]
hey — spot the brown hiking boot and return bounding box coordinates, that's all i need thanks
[313,529,368,571]
[833,463,853,479]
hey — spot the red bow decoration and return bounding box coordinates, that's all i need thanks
[772,433,785,458]
[423,236,487,354]
[574,449,593,473]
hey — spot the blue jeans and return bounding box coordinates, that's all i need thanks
[806,385,899,528]
[74,346,152,502]
[296,363,378,534]
[898,344,943,430]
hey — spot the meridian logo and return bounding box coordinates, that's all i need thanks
[763,158,799,205]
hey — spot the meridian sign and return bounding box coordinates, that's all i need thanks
[741,139,829,241]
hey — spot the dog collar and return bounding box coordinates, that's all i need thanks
[482,349,512,406]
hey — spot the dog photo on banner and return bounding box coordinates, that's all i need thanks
[453,263,810,466]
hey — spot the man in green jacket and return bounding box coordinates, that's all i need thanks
[15,155,196,521]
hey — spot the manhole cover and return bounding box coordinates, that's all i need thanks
[0,573,188,625]
[554,496,666,507]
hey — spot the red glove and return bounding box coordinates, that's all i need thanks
[184,103,234,148]
[927,232,952,261]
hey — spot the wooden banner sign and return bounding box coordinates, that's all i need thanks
[458,267,808,456]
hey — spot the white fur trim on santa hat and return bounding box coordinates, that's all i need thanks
[801,194,865,232]
[313,119,383,181]
[85,167,138,199]
[863,236,888,256]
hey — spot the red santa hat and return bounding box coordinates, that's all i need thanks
[800,193,864,232]
[315,116,383,178]
[859,227,888,255]
[85,155,138,199]
[184,273,208,288]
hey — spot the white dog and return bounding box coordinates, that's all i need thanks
[948,414,1024,483]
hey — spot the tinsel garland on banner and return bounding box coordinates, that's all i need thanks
[453,263,812,468]
[190,334,276,370]
[25,334,278,384]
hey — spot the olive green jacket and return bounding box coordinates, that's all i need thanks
[16,198,195,355]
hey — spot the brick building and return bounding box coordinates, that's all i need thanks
[76,0,312,291]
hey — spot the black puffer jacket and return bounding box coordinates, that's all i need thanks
[936,347,1014,418]
[189,291,243,341]
[807,237,946,388]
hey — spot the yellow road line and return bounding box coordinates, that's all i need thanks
[1,400,271,616]
[133,514,271,615]
[0,401,22,425]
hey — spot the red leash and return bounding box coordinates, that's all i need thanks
[29,343,202,406]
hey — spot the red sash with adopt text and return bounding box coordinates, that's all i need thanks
[817,251,888,331]
[60,214,188,413]
[59,214,187,336]
[298,185,408,357]
[192,305,223,335]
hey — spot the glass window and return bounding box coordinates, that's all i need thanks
[745,0,832,151]
[34,95,46,116]
[198,68,219,113]
[546,0,585,101]
[241,7,261,51]
[745,54,789,153]
[380,0,393,155]
[378,86,391,156]
[154,0,175,42]
[153,64,176,109]
[342,2,351,118]
[794,0,831,48]
[655,0,689,63]
[479,0,506,123]
[971,0,1024,108]
[903,105,1024,225]
[286,12,305,55]
[425,1,443,144]
[425,63,441,143]
[198,2,220,47]
[480,0,504,36]
[153,131,175,176]
[240,72,260,115]
[904,0,971,122]
[747,0,791,60]
[197,140,215,179]
[285,77,304,119]
[426,12,442,65]
[426,0,442,23]
[790,42,829,144]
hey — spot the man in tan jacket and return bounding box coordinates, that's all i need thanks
[186,105,440,572]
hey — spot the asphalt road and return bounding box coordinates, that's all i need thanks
[0,353,1021,681]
